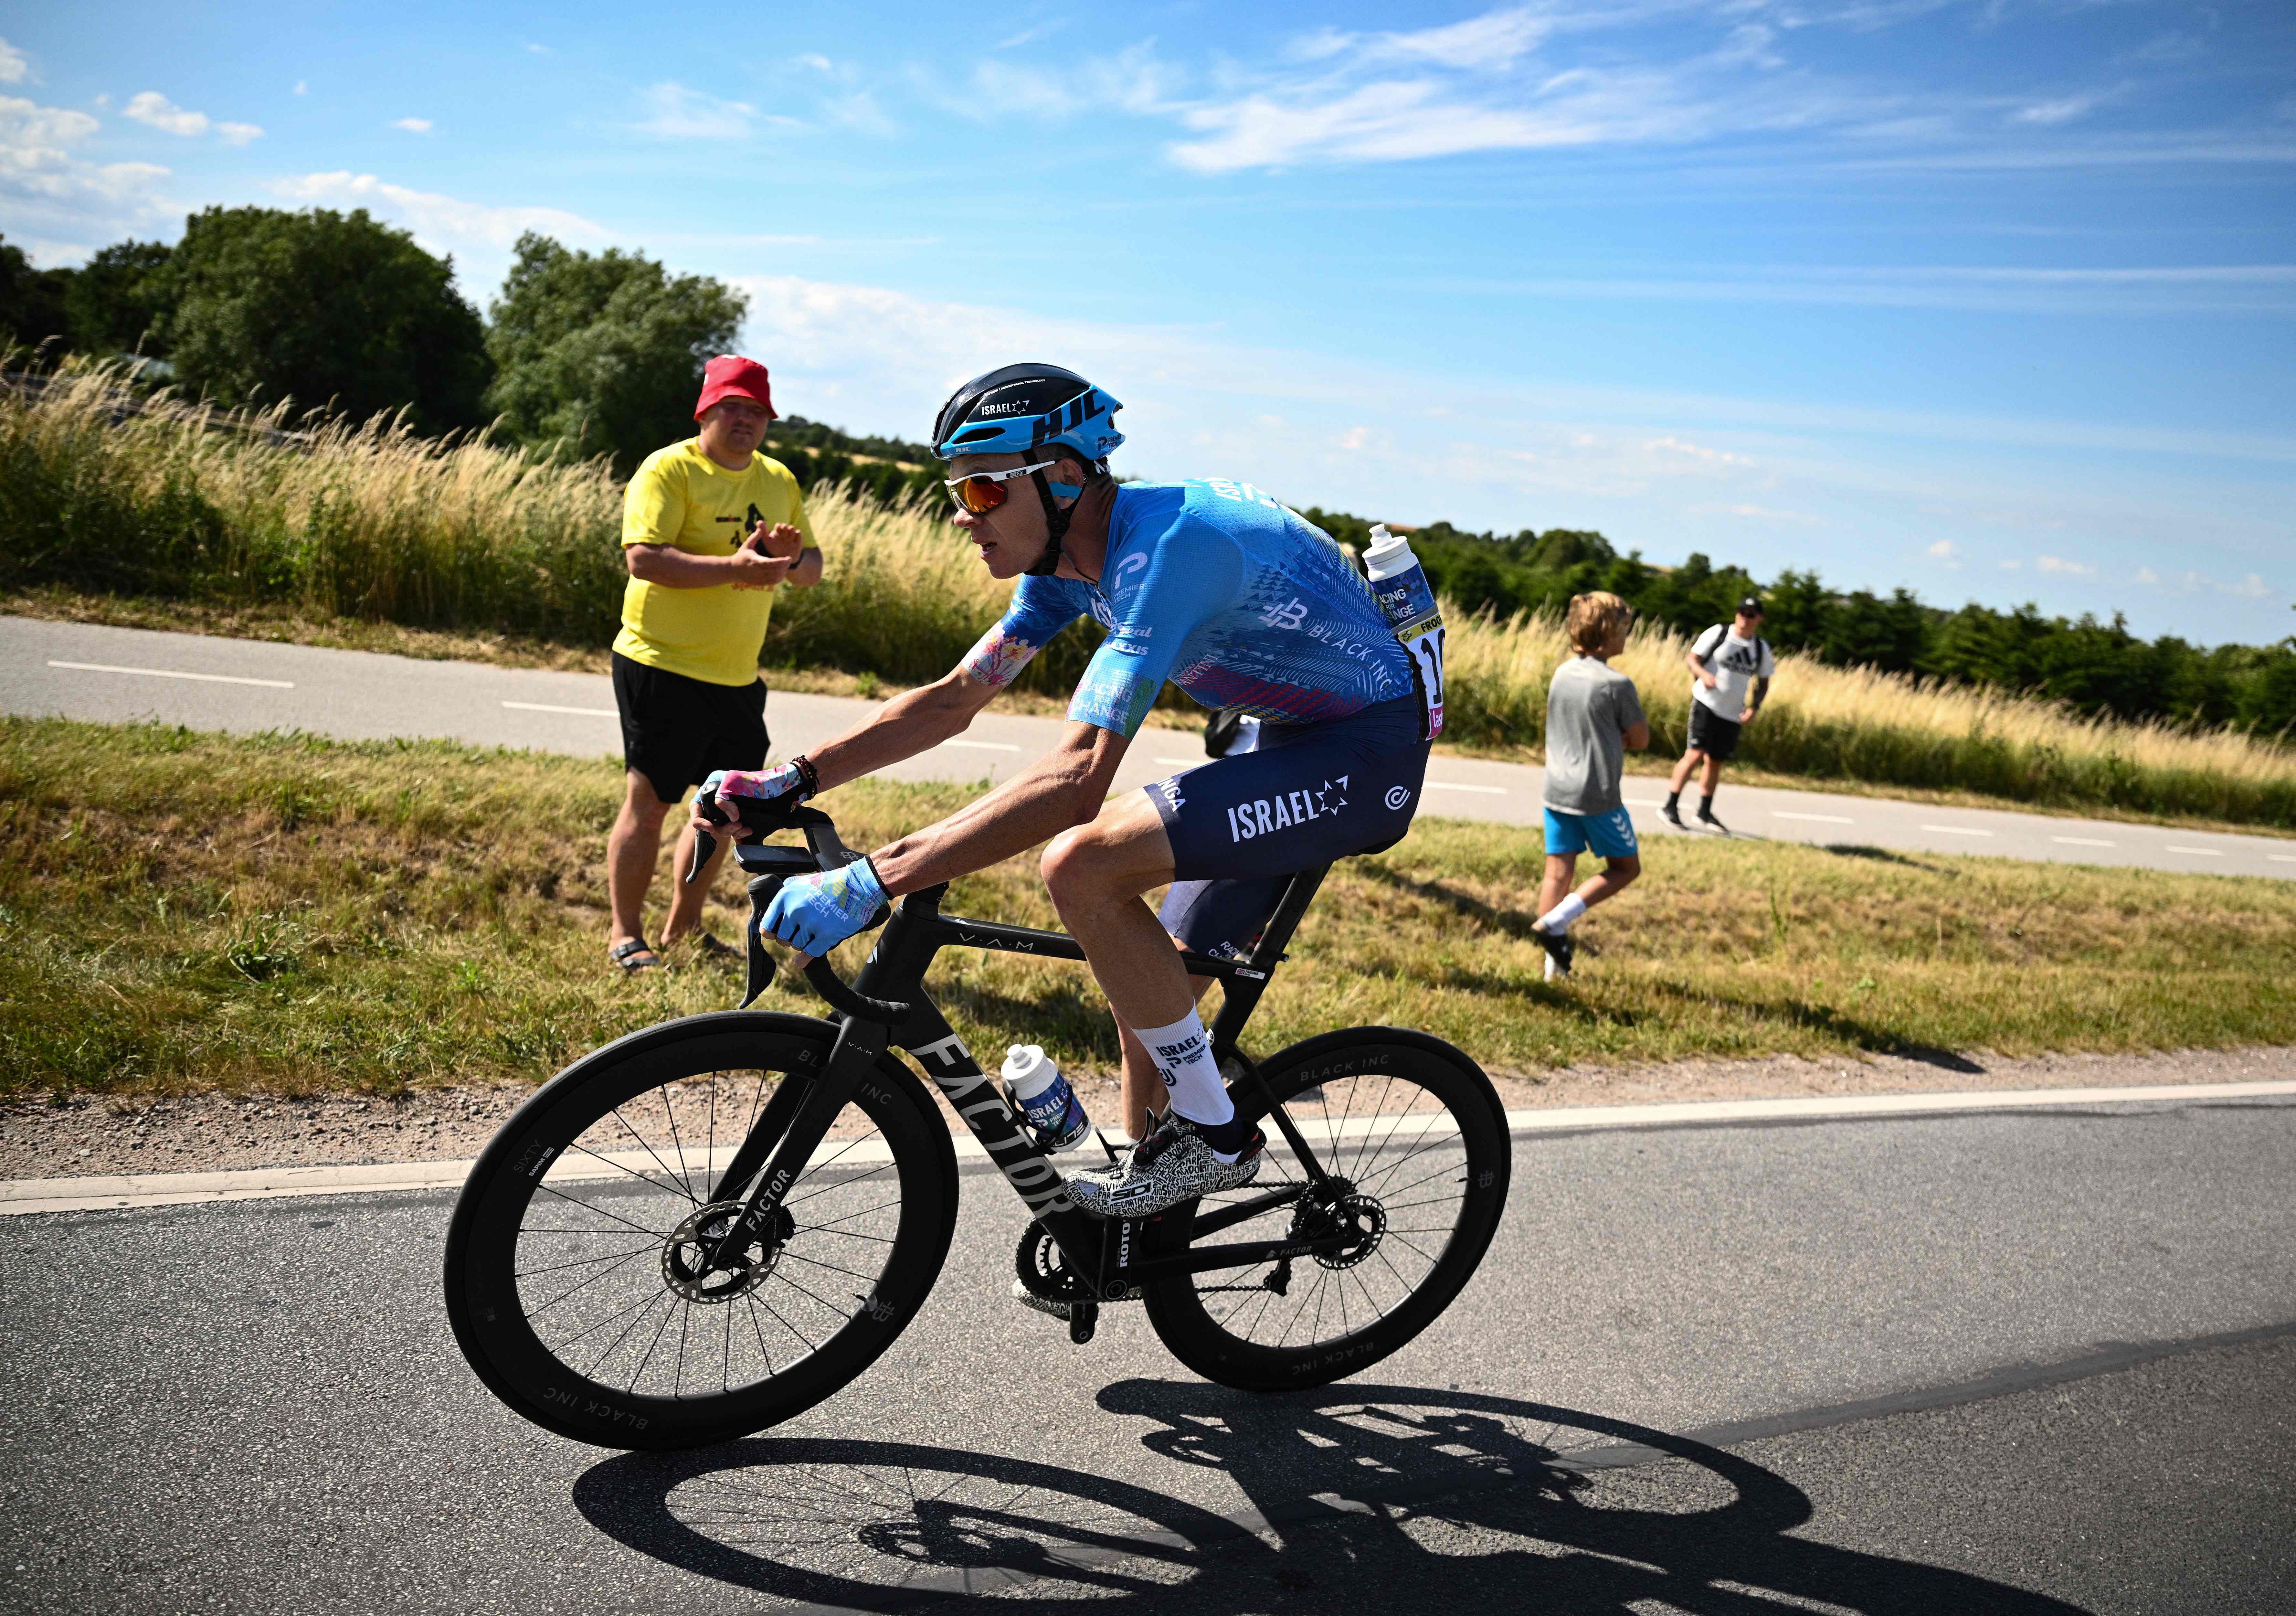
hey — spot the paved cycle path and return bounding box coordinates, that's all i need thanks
[3,1086,2290,1613]
[7,614,2294,881]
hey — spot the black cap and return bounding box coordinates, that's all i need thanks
[1738,595,1763,615]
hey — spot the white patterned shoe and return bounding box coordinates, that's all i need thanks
[1066,1111,1263,1219]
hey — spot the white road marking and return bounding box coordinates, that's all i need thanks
[2052,836,2115,847]
[1622,797,1670,808]
[48,659,293,689]
[1772,811,1854,824]
[1425,780,1508,795]
[941,739,1021,752]
[1922,824,1994,836]
[2164,845,2223,856]
[12,1079,2293,1214]
[502,700,615,717]
[2272,855,2296,864]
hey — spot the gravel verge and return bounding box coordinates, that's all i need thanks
[5,1043,2291,1182]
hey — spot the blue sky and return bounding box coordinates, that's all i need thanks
[4,1,2292,644]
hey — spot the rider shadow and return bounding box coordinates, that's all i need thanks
[570,1379,2095,1615]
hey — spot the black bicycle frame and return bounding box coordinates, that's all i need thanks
[704,827,1354,1301]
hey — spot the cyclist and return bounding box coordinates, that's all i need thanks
[697,363,1434,1218]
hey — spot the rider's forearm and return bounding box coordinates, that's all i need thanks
[804,677,987,792]
[868,733,1113,896]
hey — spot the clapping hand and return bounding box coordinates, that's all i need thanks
[730,521,803,589]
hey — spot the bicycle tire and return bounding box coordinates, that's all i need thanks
[1144,1027,1510,1393]
[444,1011,957,1451]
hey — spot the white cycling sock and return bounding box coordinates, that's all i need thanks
[1538,893,1588,934]
[1134,1008,1236,1153]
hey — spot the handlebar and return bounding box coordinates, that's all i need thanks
[697,787,911,1025]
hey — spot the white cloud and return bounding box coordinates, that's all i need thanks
[634,82,757,139]
[1928,538,1961,565]
[1326,8,1556,72]
[2135,566,2161,585]
[270,171,608,289]
[797,53,833,72]
[2011,94,2101,127]
[217,121,262,145]
[826,94,895,137]
[932,42,1186,123]
[293,80,307,96]
[0,94,172,249]
[524,44,550,55]
[0,37,28,85]
[391,117,433,134]
[123,91,210,136]
[2036,554,2096,576]
[2229,573,2272,598]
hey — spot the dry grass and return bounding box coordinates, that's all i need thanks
[6,361,2291,824]
[4,715,2291,1101]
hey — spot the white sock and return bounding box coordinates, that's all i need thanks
[1538,894,1588,934]
[1134,1009,1236,1149]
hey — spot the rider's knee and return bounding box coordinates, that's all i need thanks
[1040,825,1104,898]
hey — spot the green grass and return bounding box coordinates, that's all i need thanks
[4,715,2293,1101]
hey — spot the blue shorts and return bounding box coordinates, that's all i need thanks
[1544,805,1639,860]
[1149,696,1429,957]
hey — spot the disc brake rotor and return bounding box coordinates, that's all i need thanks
[662,1200,793,1304]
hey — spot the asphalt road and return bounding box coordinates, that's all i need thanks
[7,615,2294,880]
[4,1090,2291,1614]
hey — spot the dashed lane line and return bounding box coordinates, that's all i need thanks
[502,700,614,717]
[1772,811,1854,824]
[940,739,1021,752]
[48,659,294,690]
[2052,836,2116,847]
[1922,824,1994,836]
[2164,845,2224,857]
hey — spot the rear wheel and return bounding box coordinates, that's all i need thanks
[1144,1030,1509,1392]
[444,1013,956,1450]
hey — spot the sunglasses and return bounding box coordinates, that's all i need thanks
[944,460,1059,516]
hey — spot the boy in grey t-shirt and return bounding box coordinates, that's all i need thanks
[1534,592,1649,980]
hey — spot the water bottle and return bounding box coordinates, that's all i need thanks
[1000,1045,1092,1153]
[1363,523,1446,739]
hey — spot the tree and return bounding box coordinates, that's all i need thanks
[160,206,491,433]
[63,240,174,359]
[483,233,747,476]
[0,233,70,357]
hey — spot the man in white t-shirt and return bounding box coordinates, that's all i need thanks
[1662,595,1776,833]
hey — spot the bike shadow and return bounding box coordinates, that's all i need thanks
[570,1379,2094,1614]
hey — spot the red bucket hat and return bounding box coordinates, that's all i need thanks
[694,355,777,421]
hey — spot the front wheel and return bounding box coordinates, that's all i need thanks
[1145,1028,1510,1392]
[444,1012,957,1450]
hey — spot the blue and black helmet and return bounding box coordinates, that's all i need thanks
[931,363,1124,467]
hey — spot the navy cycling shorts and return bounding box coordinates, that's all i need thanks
[1148,695,1429,957]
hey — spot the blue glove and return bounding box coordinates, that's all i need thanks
[760,857,888,956]
[704,762,806,806]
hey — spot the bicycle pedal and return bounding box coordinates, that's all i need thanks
[1068,1301,1098,1345]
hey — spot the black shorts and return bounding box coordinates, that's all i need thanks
[1687,701,1743,763]
[611,652,769,805]
[1150,695,1428,958]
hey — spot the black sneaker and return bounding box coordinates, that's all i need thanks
[1696,808,1728,834]
[1067,1111,1263,1218]
[1660,802,1684,829]
[1534,924,1574,979]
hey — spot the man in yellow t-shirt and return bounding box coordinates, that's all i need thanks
[607,355,823,973]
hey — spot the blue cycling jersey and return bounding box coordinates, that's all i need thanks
[959,480,1417,738]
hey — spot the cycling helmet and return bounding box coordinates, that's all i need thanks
[931,364,1125,576]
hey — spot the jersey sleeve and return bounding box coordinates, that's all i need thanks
[959,575,1089,691]
[621,453,684,548]
[1067,523,1243,738]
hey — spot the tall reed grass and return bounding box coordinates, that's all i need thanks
[5,362,2291,825]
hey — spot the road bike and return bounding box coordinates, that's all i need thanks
[444,799,1511,1450]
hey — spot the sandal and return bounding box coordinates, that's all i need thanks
[609,938,663,974]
